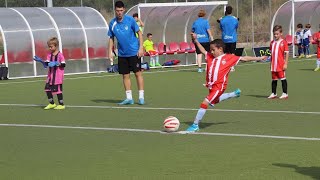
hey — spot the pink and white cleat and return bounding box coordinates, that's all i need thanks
[268,93,277,99]
[279,93,288,99]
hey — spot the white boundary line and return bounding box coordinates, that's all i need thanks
[0,59,312,86]
[0,123,319,141]
[0,103,319,115]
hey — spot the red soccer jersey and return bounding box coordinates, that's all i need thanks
[270,39,289,72]
[205,53,241,90]
[313,32,320,58]
[313,32,320,47]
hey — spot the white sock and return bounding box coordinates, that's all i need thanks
[194,108,207,125]
[317,59,320,67]
[126,90,132,100]
[155,56,159,64]
[219,92,237,102]
[139,90,144,99]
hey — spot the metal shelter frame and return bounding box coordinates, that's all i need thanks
[0,7,108,78]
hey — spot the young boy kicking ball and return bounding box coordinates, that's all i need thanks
[186,33,267,132]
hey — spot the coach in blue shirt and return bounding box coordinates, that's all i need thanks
[192,9,213,73]
[219,6,239,54]
[108,1,145,105]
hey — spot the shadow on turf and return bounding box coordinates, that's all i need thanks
[91,99,122,103]
[182,121,231,129]
[299,68,314,71]
[273,163,320,179]
[245,94,267,98]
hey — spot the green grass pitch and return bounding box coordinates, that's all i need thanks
[0,58,319,180]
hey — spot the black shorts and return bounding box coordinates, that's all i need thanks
[45,83,62,93]
[118,56,141,74]
[195,42,210,54]
[225,43,237,54]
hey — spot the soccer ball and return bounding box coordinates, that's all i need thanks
[163,116,180,132]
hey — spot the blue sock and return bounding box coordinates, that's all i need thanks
[219,92,237,102]
[194,108,207,124]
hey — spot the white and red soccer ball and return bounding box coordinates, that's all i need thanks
[163,116,180,132]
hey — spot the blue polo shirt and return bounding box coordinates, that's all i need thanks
[192,17,210,43]
[108,15,140,57]
[220,15,239,43]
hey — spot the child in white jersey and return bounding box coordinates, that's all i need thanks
[302,24,312,58]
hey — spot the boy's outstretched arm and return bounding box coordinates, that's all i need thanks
[240,56,267,62]
[191,33,207,55]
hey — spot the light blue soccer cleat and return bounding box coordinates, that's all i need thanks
[138,98,145,105]
[186,123,199,132]
[118,99,134,105]
[234,88,241,97]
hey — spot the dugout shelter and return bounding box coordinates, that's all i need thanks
[0,7,108,78]
[271,0,320,57]
[127,1,228,66]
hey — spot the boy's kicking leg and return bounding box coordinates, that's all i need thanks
[186,88,241,132]
[186,100,208,132]
[219,88,241,102]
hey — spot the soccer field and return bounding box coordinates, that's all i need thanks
[0,59,319,180]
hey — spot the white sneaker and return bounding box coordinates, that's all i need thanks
[279,93,288,99]
[230,66,235,72]
[268,93,277,99]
